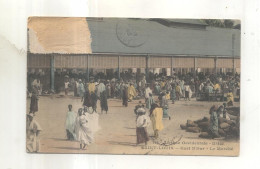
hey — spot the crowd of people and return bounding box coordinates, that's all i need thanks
[27,71,240,151]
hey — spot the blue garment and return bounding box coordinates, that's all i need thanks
[170,88,176,101]
[146,96,154,110]
[209,111,218,134]
[163,108,169,118]
[206,86,213,93]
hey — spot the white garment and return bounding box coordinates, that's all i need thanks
[184,85,190,92]
[75,115,93,145]
[144,87,152,99]
[188,88,192,98]
[85,111,100,133]
[26,119,42,152]
[199,83,204,91]
[97,83,106,97]
[32,79,40,88]
[65,82,70,89]
[136,115,150,127]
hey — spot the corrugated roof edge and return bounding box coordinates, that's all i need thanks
[28,52,240,58]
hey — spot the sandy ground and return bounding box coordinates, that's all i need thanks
[27,93,239,156]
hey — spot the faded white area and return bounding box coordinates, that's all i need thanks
[0,1,260,169]
[28,17,92,54]
[28,29,46,53]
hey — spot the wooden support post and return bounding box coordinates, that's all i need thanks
[214,57,217,74]
[146,54,149,80]
[194,57,197,78]
[87,54,89,82]
[50,55,55,92]
[118,55,120,80]
[171,56,173,77]
[193,57,197,94]
[232,34,235,75]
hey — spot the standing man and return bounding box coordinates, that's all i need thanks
[122,84,128,107]
[180,79,185,98]
[184,83,191,101]
[175,83,182,101]
[146,93,154,110]
[74,79,78,97]
[77,79,85,97]
[65,104,76,140]
[64,80,70,96]
[170,83,176,104]
[140,76,146,97]
[26,113,42,152]
[30,90,39,115]
[97,80,106,98]
[100,90,108,114]
[97,80,108,113]
[144,84,152,107]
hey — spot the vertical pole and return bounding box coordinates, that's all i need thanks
[194,57,197,94]
[50,55,55,92]
[194,57,197,79]
[171,56,173,77]
[87,54,89,82]
[146,54,149,81]
[118,55,120,80]
[214,57,217,74]
[232,34,235,75]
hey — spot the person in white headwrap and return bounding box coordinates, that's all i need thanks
[136,108,150,145]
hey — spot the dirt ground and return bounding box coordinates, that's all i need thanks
[27,92,239,156]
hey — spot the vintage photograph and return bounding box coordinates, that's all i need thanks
[26,17,240,156]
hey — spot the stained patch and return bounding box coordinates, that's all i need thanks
[28,17,92,54]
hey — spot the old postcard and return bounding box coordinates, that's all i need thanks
[26,17,240,156]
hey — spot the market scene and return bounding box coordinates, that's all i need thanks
[26,17,240,155]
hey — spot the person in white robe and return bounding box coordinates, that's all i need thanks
[77,79,85,97]
[97,81,106,98]
[75,108,93,150]
[26,113,42,152]
[65,104,76,140]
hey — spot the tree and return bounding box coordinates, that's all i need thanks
[234,24,241,30]
[203,19,237,29]
[203,19,225,28]
[223,20,234,28]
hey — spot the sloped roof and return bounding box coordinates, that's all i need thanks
[88,18,240,57]
[28,17,240,57]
